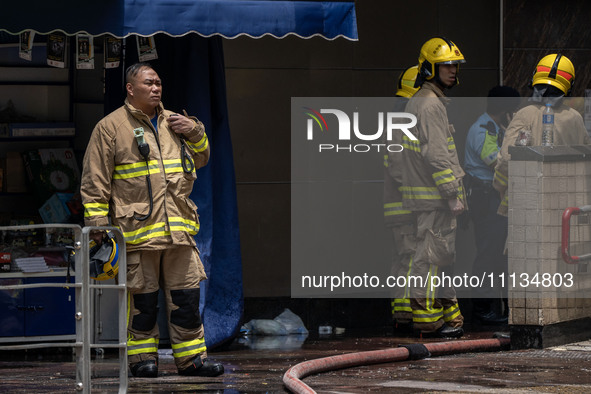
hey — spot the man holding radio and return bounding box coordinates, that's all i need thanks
[81,62,223,378]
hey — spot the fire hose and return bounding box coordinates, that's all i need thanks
[283,337,510,394]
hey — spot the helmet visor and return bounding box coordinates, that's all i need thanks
[437,59,466,65]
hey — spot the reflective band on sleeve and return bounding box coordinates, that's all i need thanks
[171,338,207,358]
[432,169,456,186]
[114,160,160,179]
[383,154,388,168]
[186,134,209,153]
[83,202,109,217]
[402,135,421,152]
[384,202,412,217]
[494,170,508,187]
[447,136,456,150]
[401,186,442,200]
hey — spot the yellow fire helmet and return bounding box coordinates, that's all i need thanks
[89,231,119,281]
[396,65,420,98]
[416,37,465,87]
[531,54,575,96]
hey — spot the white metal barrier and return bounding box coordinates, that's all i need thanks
[0,224,127,393]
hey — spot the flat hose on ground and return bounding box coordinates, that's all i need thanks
[283,337,511,394]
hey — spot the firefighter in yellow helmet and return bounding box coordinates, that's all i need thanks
[415,37,465,89]
[400,37,467,338]
[396,65,420,98]
[385,65,420,334]
[493,54,591,215]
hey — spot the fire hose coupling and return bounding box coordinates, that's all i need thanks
[398,343,431,360]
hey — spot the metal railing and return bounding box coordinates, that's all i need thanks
[562,206,591,264]
[0,224,127,393]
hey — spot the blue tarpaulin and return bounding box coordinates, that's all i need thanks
[1,0,358,40]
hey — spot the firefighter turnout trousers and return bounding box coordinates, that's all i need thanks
[409,210,463,333]
[126,246,207,370]
[390,223,417,323]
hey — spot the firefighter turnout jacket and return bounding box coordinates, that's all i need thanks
[493,102,591,216]
[81,99,210,250]
[401,82,466,211]
[384,97,413,226]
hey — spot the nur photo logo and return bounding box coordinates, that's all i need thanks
[303,106,418,153]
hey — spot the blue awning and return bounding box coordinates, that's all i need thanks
[2,0,358,40]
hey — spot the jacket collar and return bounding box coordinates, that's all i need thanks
[422,81,445,98]
[421,81,450,105]
[124,98,164,120]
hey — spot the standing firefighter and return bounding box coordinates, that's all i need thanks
[385,65,419,333]
[401,37,466,338]
[81,62,224,378]
[494,54,591,214]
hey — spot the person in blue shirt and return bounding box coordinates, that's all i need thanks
[464,86,521,326]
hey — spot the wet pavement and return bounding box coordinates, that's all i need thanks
[2,329,591,393]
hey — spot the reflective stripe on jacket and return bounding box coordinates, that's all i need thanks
[401,82,466,212]
[81,100,210,251]
[384,157,414,226]
[384,97,414,226]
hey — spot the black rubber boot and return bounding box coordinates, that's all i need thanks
[130,359,158,378]
[178,357,224,377]
[434,324,464,339]
[418,323,464,339]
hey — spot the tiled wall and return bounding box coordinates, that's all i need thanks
[508,154,591,325]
